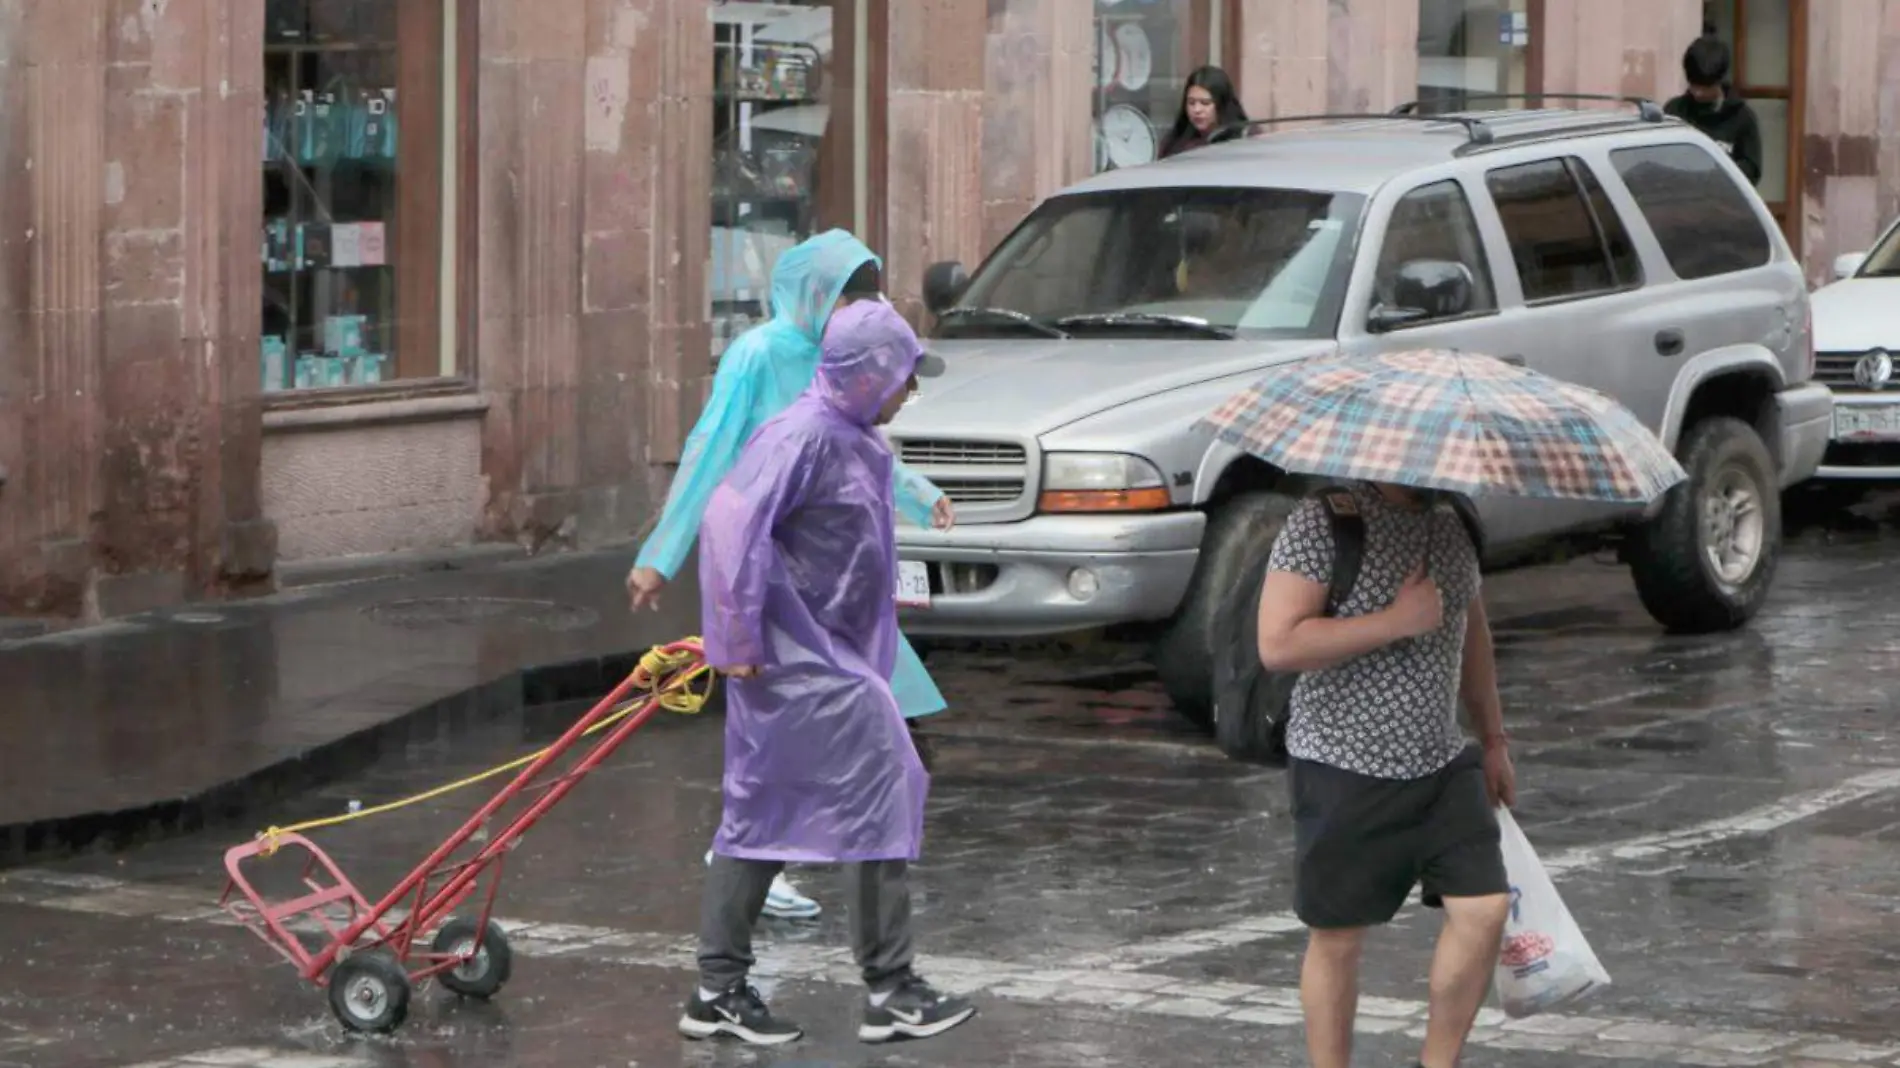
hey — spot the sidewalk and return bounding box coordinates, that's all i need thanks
[0,547,700,865]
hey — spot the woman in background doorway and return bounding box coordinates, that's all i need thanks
[1160,65,1249,158]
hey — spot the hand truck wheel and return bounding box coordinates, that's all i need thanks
[327,950,412,1033]
[431,917,513,999]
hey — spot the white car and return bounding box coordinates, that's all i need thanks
[1812,218,1900,479]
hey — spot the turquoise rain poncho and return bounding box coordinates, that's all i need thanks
[635,229,946,719]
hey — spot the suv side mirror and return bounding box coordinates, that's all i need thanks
[1834,251,1868,282]
[1370,259,1475,333]
[923,261,969,315]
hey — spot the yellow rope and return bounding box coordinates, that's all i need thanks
[255,640,713,856]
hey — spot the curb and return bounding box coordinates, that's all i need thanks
[0,648,699,868]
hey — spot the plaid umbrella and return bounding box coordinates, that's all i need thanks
[1197,349,1686,503]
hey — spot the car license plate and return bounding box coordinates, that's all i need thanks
[896,560,931,609]
[1834,404,1900,442]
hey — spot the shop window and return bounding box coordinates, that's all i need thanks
[1092,0,1202,173]
[1416,0,1532,111]
[261,1,458,394]
[710,1,866,360]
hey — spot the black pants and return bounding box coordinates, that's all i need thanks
[1290,745,1507,929]
[698,855,916,993]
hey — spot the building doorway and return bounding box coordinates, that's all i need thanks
[1702,0,1806,247]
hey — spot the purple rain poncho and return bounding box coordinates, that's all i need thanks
[698,300,929,864]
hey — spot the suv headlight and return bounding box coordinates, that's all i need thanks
[1038,452,1171,513]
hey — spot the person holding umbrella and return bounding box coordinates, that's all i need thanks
[1198,349,1685,1068]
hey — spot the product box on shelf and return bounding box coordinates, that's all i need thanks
[294,353,322,390]
[296,224,332,270]
[348,88,399,160]
[298,90,341,165]
[261,336,289,393]
[323,314,368,358]
[264,218,293,272]
[350,353,389,386]
[318,356,350,389]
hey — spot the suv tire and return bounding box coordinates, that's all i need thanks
[1156,491,1299,727]
[1628,416,1781,633]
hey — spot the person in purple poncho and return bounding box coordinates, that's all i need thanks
[677,301,978,1048]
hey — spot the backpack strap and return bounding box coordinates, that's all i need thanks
[1315,486,1367,618]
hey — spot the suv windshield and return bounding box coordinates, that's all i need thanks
[1859,221,1900,277]
[939,187,1364,341]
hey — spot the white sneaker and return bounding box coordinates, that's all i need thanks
[703,851,822,920]
[763,873,822,920]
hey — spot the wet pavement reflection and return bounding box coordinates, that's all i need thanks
[6,494,1900,1065]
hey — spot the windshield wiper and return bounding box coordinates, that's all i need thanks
[935,306,1069,339]
[1055,312,1235,339]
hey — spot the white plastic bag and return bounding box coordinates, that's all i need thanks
[1493,807,1612,1018]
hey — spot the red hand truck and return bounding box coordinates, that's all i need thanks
[219,639,709,1033]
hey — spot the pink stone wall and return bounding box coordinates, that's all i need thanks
[0,0,271,619]
[876,0,990,323]
[1230,0,1418,118]
[978,1,1095,256]
[1535,0,1702,105]
[472,0,711,553]
[1801,0,1900,287]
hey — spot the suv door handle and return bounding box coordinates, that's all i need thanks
[1655,329,1685,357]
[1500,354,1526,366]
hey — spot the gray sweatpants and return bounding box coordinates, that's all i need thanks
[697,854,914,994]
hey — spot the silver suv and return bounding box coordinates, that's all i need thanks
[888,104,1832,726]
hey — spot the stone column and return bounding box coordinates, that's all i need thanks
[880,0,989,322]
[978,1,1094,254]
[1229,0,1418,118]
[474,0,709,549]
[0,1,105,616]
[0,0,272,619]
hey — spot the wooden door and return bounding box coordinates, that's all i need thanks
[1703,0,1807,249]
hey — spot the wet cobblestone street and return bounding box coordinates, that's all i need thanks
[6,505,1900,1067]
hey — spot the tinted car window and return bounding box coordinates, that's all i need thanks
[1611,143,1772,280]
[1574,161,1642,287]
[1373,180,1498,325]
[1485,158,1629,303]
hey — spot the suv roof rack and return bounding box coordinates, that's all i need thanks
[1221,112,1496,146]
[1391,93,1668,123]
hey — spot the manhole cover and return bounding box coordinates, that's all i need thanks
[363,597,598,632]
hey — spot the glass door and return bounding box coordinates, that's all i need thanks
[1703,0,1804,246]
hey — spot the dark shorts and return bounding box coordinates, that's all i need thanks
[1289,745,1507,929]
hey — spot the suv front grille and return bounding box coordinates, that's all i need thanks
[893,438,1030,511]
[897,440,1028,466]
[1816,350,1895,392]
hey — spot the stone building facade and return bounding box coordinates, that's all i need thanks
[0,0,1893,619]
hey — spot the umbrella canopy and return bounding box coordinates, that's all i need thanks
[1197,349,1687,503]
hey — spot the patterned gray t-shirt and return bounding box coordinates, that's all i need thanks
[1265,483,1481,780]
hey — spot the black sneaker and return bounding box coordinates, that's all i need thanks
[677,983,803,1046]
[858,975,976,1043]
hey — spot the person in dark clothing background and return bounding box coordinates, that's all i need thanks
[1663,27,1763,185]
[1160,65,1249,158]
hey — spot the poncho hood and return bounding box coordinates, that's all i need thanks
[815,301,925,427]
[769,229,880,343]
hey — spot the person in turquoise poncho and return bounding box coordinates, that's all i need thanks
[627,229,952,922]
